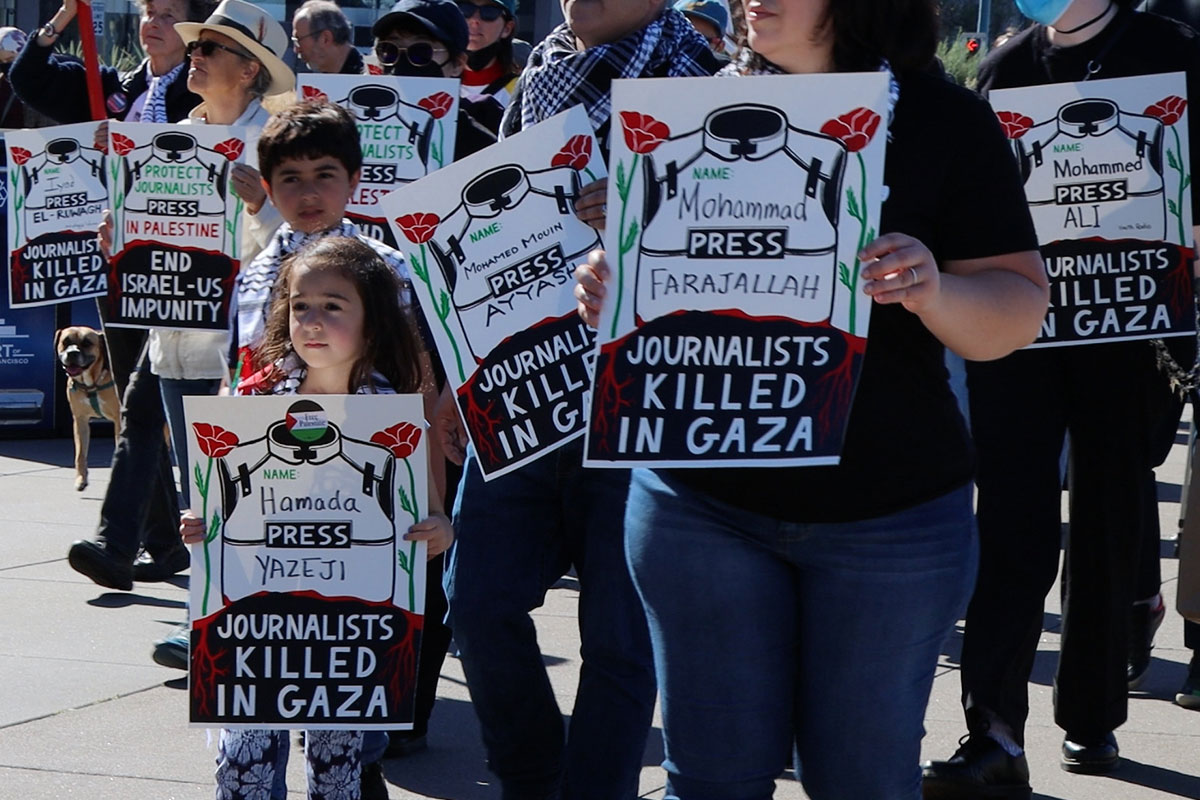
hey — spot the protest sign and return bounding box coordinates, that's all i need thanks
[991,73,1195,346]
[297,75,460,247]
[585,74,888,468]
[104,122,246,331]
[184,394,429,729]
[384,106,604,479]
[6,122,107,307]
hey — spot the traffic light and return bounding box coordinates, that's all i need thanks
[962,33,984,57]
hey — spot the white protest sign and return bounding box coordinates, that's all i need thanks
[991,73,1195,346]
[585,73,889,468]
[184,394,429,730]
[105,121,246,331]
[6,122,107,307]
[383,106,604,479]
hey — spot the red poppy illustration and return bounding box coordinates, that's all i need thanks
[418,92,454,120]
[8,147,31,167]
[820,108,881,153]
[371,422,423,460]
[395,212,440,244]
[214,138,245,162]
[619,111,670,154]
[301,85,329,103]
[995,111,1035,140]
[192,422,239,458]
[367,63,384,75]
[110,132,136,157]
[1145,95,1188,126]
[552,134,593,171]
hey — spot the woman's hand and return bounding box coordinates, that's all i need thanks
[180,511,205,545]
[574,250,610,329]
[38,1,82,46]
[230,164,266,215]
[406,512,453,560]
[575,178,607,231]
[434,383,467,466]
[97,209,113,260]
[93,120,108,152]
[859,233,941,314]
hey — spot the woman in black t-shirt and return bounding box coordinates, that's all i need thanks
[573,1,1048,798]
[923,0,1200,792]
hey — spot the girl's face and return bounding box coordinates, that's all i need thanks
[745,0,833,73]
[289,265,366,386]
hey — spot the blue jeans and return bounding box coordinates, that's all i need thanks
[445,441,656,800]
[160,376,222,509]
[626,470,977,800]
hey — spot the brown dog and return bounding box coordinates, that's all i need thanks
[55,326,121,490]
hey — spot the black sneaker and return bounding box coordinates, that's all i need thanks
[132,545,190,582]
[1128,595,1165,690]
[151,623,189,670]
[1175,654,1200,709]
[67,539,134,591]
[922,734,1032,799]
[1061,731,1118,774]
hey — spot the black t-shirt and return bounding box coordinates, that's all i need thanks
[978,8,1200,217]
[667,69,1039,523]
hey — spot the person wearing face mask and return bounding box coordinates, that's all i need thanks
[372,0,498,157]
[457,0,521,121]
[921,1,1200,795]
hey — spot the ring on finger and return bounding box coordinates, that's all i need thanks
[909,266,919,287]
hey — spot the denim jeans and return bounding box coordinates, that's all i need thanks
[159,376,222,508]
[626,470,977,800]
[445,440,656,800]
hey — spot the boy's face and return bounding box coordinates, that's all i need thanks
[264,155,361,235]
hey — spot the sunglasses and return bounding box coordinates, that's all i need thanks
[374,40,446,67]
[457,3,506,22]
[186,39,254,60]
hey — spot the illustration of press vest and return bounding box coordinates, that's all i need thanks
[213,411,397,604]
[427,163,602,359]
[631,105,847,324]
[20,138,107,241]
[122,132,232,249]
[341,85,436,183]
[1014,99,1165,241]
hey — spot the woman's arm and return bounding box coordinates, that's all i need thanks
[860,233,1049,361]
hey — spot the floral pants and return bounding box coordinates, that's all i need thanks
[216,728,363,800]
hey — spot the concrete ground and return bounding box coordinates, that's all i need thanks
[1,423,1198,799]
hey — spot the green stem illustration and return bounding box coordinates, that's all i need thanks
[413,243,465,381]
[584,167,597,183]
[1171,126,1189,246]
[435,121,445,169]
[198,457,214,616]
[611,154,640,339]
[402,457,419,610]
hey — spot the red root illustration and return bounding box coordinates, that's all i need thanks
[1169,245,1193,319]
[459,384,503,467]
[190,615,230,717]
[591,343,636,454]
[814,334,867,440]
[383,608,424,712]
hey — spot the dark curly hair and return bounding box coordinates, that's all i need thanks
[255,237,425,395]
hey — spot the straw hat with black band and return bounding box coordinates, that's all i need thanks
[175,0,295,96]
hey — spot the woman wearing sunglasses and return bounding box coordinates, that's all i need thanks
[372,0,498,157]
[457,0,522,122]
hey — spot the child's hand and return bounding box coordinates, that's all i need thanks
[180,511,206,545]
[230,164,266,215]
[97,210,113,260]
[574,250,609,329]
[405,512,453,560]
[434,385,467,466]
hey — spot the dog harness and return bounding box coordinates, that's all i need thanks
[68,375,116,418]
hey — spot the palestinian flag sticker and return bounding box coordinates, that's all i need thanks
[285,400,328,443]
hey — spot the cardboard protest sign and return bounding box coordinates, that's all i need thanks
[991,74,1195,347]
[184,394,429,729]
[585,74,889,468]
[104,122,246,331]
[6,123,108,307]
[383,106,604,480]
[297,75,460,247]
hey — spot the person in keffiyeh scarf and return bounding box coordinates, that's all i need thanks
[501,0,722,154]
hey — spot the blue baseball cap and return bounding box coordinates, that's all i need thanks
[674,0,729,34]
[373,0,469,53]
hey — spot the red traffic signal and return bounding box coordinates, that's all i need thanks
[961,32,985,56]
[965,36,982,54]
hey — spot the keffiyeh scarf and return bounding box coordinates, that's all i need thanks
[508,9,716,146]
[263,354,396,396]
[140,61,185,123]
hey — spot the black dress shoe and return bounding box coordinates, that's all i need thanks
[67,539,134,591]
[361,761,388,800]
[132,546,190,582]
[1061,731,1119,774]
[1128,597,1165,689]
[922,734,1032,799]
[383,731,427,758]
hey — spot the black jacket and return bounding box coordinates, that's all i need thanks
[9,39,200,124]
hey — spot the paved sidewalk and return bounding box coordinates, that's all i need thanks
[1,429,1198,799]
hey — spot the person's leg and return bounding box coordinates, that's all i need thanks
[793,486,977,800]
[215,728,287,800]
[304,730,363,800]
[626,469,795,800]
[444,448,570,799]
[160,376,222,509]
[1178,620,1200,708]
[959,350,1068,744]
[561,461,654,800]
